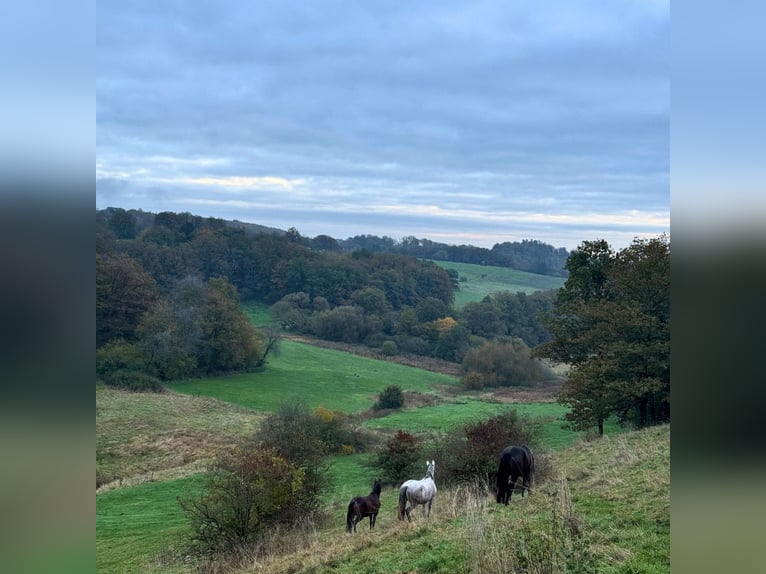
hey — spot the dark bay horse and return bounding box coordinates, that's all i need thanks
[398,460,437,521]
[496,445,535,505]
[346,479,382,532]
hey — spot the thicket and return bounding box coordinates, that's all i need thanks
[96,268,267,386]
[460,339,550,389]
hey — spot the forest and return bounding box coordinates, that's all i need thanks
[97,208,558,388]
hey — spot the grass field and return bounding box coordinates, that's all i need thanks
[363,399,622,450]
[97,373,660,573]
[241,301,272,327]
[429,260,565,307]
[97,474,205,573]
[96,387,263,485]
[98,315,659,573]
[168,339,457,413]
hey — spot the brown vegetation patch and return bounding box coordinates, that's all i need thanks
[479,384,560,404]
[402,390,442,408]
[97,387,263,487]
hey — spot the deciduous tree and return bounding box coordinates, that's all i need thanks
[536,236,670,433]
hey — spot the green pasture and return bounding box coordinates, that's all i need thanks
[241,300,272,327]
[168,339,457,413]
[362,399,620,450]
[97,474,205,573]
[430,259,565,307]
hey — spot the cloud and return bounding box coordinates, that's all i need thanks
[96,0,669,250]
[176,176,301,190]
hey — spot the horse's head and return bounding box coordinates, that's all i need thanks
[373,478,382,495]
[425,460,435,480]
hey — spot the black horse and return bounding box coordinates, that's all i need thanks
[496,445,535,505]
[346,479,382,532]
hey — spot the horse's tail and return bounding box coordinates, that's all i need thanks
[529,448,535,486]
[346,499,356,532]
[398,486,408,520]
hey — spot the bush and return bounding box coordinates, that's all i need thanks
[381,340,398,356]
[312,406,372,454]
[103,369,164,392]
[96,339,163,391]
[431,410,538,488]
[394,334,432,356]
[460,371,484,391]
[372,430,423,486]
[460,339,546,388]
[311,306,367,343]
[96,338,145,377]
[254,401,332,507]
[179,447,316,557]
[374,385,404,410]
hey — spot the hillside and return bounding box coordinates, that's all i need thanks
[97,334,665,573]
[430,259,566,307]
[241,425,670,573]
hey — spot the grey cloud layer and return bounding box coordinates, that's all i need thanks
[97,0,669,249]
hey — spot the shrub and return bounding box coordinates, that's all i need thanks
[460,339,546,388]
[254,402,328,511]
[96,339,145,377]
[372,430,423,486]
[374,385,404,410]
[395,335,432,355]
[311,305,367,343]
[313,407,372,454]
[179,447,315,557]
[431,410,538,488]
[460,371,484,391]
[103,369,164,392]
[381,340,398,356]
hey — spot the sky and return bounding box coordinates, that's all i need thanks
[96,0,669,251]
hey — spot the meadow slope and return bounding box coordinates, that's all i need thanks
[241,425,670,574]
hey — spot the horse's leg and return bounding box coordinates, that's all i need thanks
[426,498,433,518]
[509,472,518,502]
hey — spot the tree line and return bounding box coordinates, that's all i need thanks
[103,206,570,276]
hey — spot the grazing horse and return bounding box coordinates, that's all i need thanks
[398,460,437,521]
[496,445,535,505]
[346,479,382,533]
